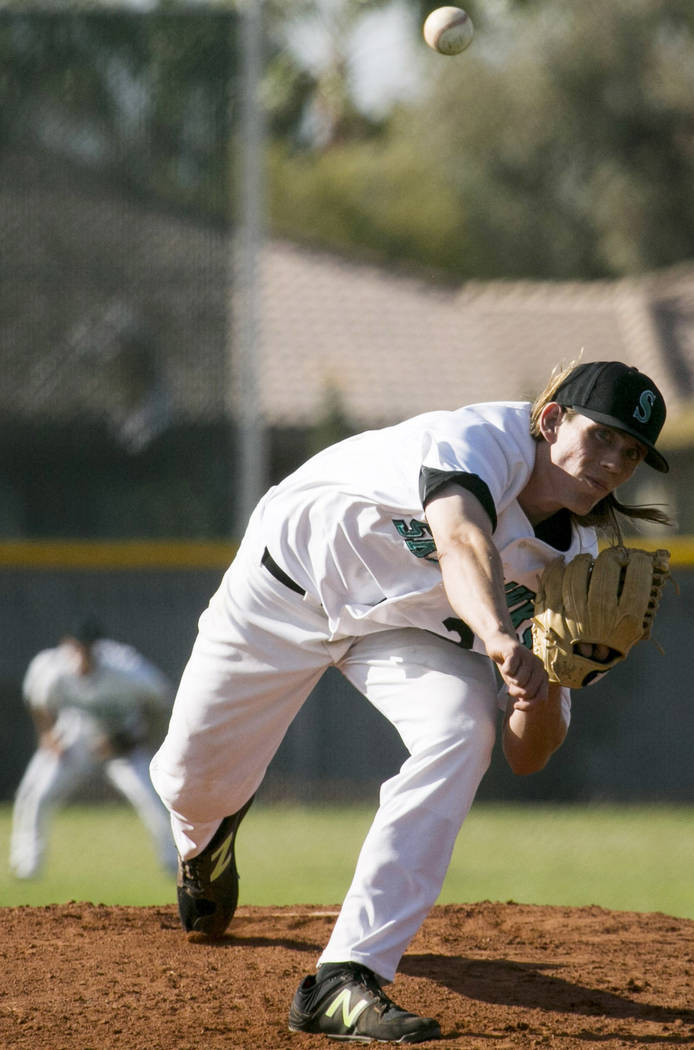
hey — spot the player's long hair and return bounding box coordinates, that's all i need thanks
[529,360,673,543]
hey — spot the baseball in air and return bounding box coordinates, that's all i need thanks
[423,6,474,55]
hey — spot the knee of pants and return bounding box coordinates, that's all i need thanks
[415,680,499,771]
[446,714,497,787]
[442,713,497,779]
[382,713,497,831]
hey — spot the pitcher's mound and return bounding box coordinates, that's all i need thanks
[3,901,692,1048]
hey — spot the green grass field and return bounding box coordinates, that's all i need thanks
[0,801,692,918]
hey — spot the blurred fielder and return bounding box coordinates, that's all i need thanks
[10,618,177,879]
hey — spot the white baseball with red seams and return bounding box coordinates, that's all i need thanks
[423,6,474,55]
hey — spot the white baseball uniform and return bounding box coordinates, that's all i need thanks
[10,638,177,879]
[151,401,597,981]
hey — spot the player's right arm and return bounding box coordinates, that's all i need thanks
[425,484,548,702]
[22,649,67,752]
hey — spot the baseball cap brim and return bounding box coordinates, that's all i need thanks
[575,406,669,473]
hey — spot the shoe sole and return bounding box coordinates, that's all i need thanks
[288,1022,441,1044]
[285,1029,432,1045]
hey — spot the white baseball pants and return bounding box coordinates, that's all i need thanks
[10,743,178,879]
[150,530,502,983]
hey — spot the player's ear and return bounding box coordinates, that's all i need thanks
[539,402,564,444]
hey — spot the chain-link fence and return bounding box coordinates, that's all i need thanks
[1,8,240,538]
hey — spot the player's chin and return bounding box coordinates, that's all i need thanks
[582,479,613,509]
[567,488,609,517]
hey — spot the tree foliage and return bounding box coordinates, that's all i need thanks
[0,7,236,220]
[267,0,694,279]
[3,0,692,280]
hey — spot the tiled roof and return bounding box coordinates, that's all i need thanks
[4,147,694,441]
[238,239,694,433]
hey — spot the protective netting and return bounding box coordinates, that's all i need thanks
[0,9,239,537]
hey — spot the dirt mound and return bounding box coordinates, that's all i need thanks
[2,901,693,1049]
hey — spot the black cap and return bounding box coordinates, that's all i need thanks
[553,361,668,473]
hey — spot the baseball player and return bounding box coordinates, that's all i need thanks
[10,619,177,880]
[151,360,670,1044]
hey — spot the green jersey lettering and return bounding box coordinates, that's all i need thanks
[392,518,437,560]
[504,580,535,649]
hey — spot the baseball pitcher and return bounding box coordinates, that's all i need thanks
[151,360,671,1044]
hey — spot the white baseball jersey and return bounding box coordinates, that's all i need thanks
[23,639,171,752]
[258,401,598,650]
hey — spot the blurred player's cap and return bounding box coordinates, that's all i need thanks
[68,616,105,645]
[553,360,668,473]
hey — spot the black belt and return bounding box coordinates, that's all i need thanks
[261,547,306,596]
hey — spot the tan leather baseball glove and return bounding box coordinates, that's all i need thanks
[532,546,671,689]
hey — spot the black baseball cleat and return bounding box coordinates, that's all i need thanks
[177,795,254,938]
[288,962,441,1044]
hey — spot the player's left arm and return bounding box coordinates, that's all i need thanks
[501,682,570,775]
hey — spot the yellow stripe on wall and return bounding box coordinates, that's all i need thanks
[614,535,694,565]
[0,540,238,570]
[0,535,691,570]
